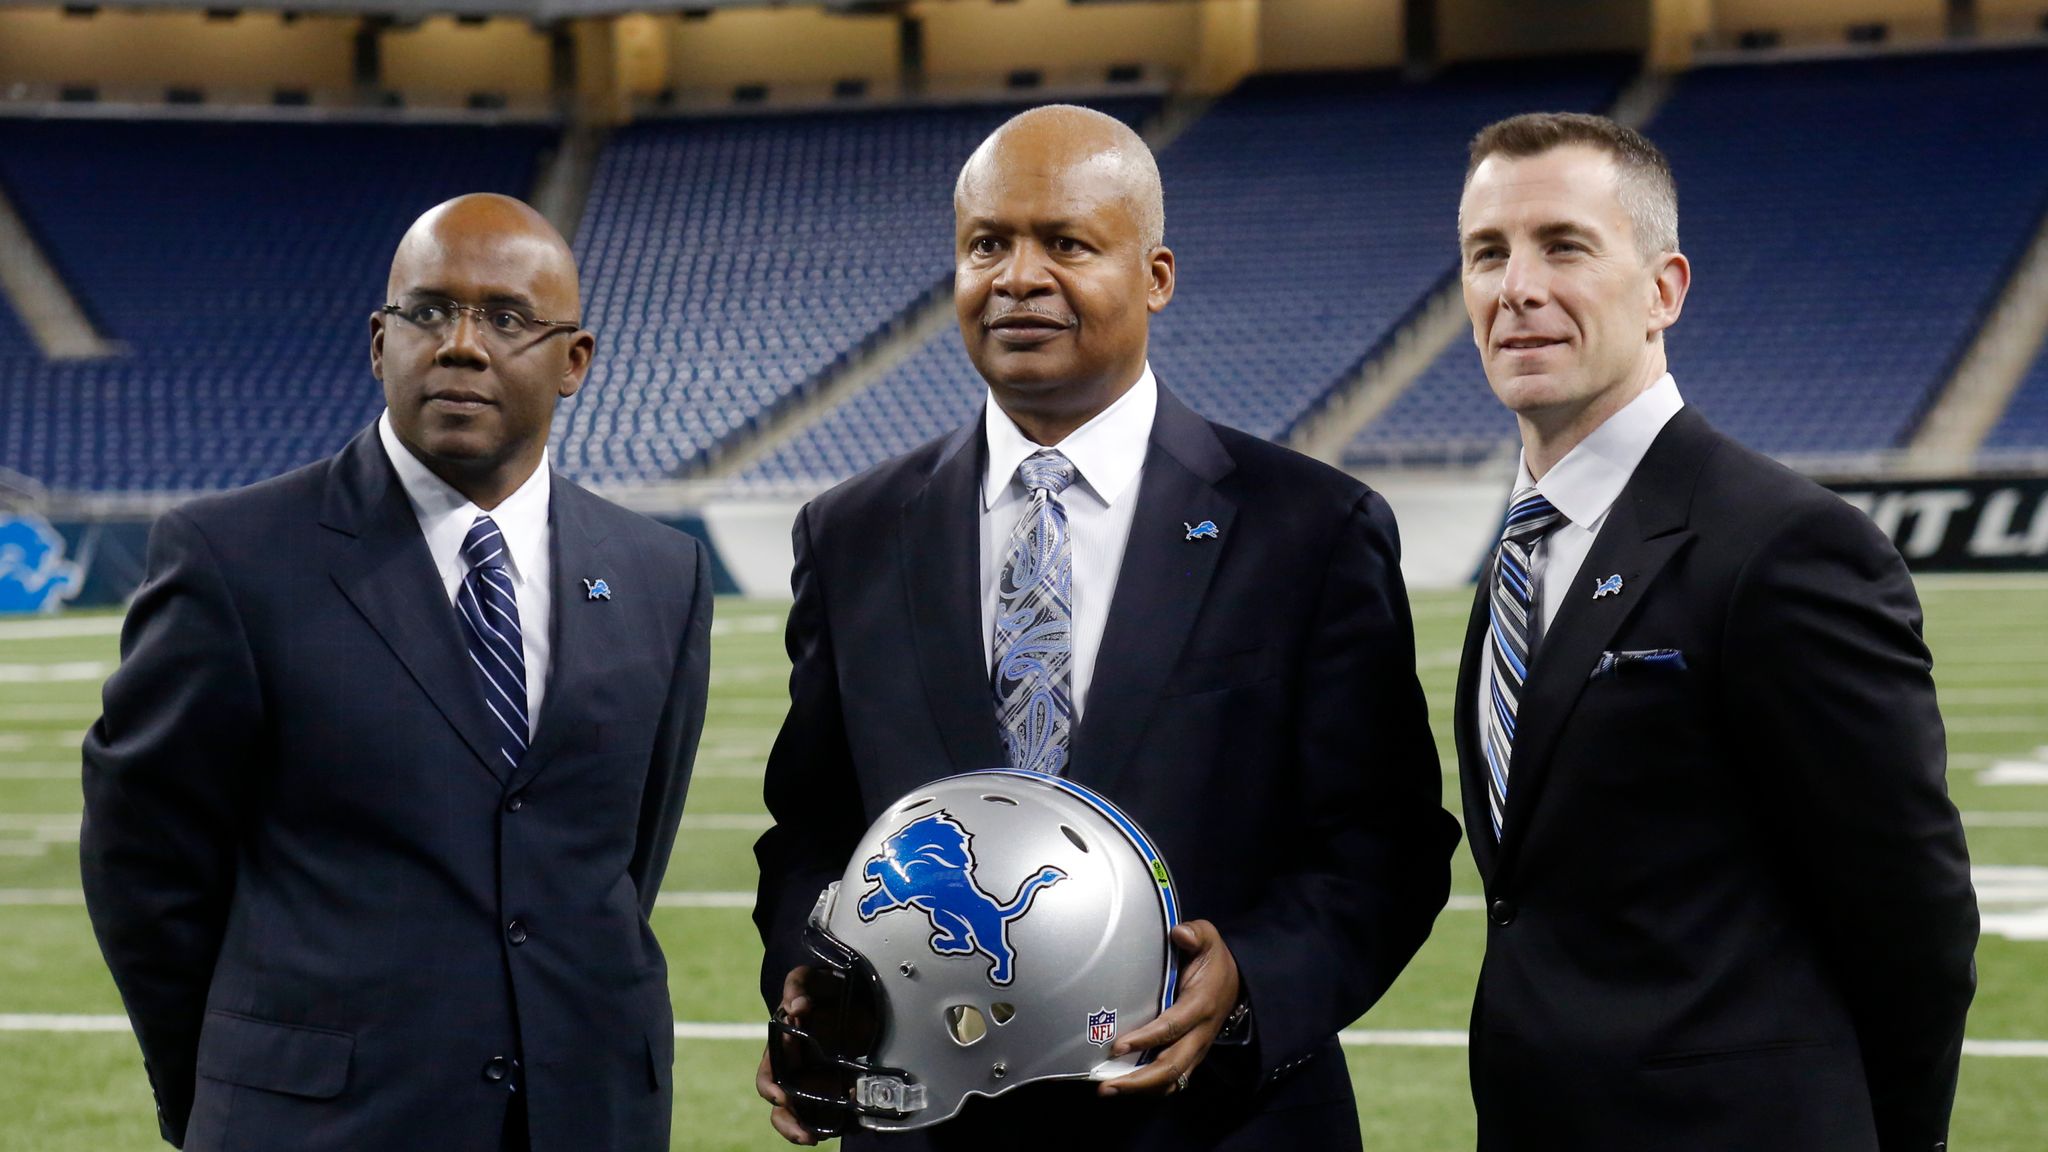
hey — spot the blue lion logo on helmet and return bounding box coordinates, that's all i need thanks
[855,811,1066,986]
[0,514,83,615]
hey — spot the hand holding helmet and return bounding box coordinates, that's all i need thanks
[1096,919,1241,1099]
[762,770,1199,1139]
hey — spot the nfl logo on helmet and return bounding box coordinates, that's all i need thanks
[1087,1007,1117,1047]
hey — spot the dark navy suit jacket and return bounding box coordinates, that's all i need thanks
[81,425,713,1151]
[753,386,1459,1151]
[1454,408,1978,1152]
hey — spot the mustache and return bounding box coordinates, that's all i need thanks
[980,305,1076,329]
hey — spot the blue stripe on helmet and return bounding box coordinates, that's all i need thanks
[964,769,1180,1014]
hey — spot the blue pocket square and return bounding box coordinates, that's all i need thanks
[1590,649,1688,680]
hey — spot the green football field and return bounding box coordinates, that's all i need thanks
[3,580,2046,1149]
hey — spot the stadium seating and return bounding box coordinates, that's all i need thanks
[1986,342,2048,454]
[0,120,550,491]
[744,62,1628,487]
[1352,48,2048,466]
[552,99,1159,486]
[0,299,34,363]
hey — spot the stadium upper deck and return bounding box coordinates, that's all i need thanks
[0,47,2045,495]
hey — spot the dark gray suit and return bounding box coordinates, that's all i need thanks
[82,426,713,1151]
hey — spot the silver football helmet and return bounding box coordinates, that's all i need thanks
[769,769,1181,1134]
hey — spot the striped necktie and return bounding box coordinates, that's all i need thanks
[456,513,528,773]
[991,449,1077,776]
[1481,487,1565,840]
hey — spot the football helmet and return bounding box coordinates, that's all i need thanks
[768,769,1181,1134]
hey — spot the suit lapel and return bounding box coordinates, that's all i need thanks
[324,426,511,787]
[1068,388,1236,797]
[1490,409,1716,877]
[1453,571,1500,879]
[901,420,1010,773]
[512,479,614,790]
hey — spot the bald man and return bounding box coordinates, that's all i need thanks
[82,194,713,1152]
[752,106,1455,1150]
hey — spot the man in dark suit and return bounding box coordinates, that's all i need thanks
[1450,112,1978,1151]
[751,105,1458,1150]
[81,194,713,1152]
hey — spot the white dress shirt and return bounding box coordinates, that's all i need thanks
[378,411,554,737]
[1476,374,1684,758]
[979,365,1157,722]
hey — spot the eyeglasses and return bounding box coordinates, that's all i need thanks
[380,300,581,342]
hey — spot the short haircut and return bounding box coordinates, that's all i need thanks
[1467,112,1679,256]
[959,104,1166,251]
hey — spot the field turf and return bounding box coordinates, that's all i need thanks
[2,579,2045,1149]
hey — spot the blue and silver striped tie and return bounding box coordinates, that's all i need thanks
[1482,488,1564,840]
[456,514,527,772]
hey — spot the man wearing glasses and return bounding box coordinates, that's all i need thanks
[82,194,713,1152]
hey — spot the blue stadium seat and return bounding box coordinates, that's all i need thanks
[0,120,550,491]
[0,296,34,362]
[1352,48,2048,466]
[1986,339,2048,453]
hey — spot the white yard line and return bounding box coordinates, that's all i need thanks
[0,889,761,909]
[1339,1030,1468,1047]
[0,765,78,779]
[707,616,783,637]
[3,811,2038,842]
[0,812,767,841]
[0,663,113,683]
[1949,716,2048,733]
[0,890,82,905]
[0,1016,2039,1056]
[653,891,754,909]
[673,1022,763,1041]
[1916,574,2048,591]
[0,618,123,642]
[0,1015,132,1032]
[0,705,101,722]
[0,815,80,842]
[679,814,770,832]
[1941,688,2048,706]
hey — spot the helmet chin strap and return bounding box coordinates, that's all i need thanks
[856,1075,929,1115]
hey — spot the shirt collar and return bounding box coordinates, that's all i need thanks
[1517,373,1684,530]
[376,410,552,582]
[982,364,1158,512]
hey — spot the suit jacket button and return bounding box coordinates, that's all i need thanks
[1488,899,1516,926]
[506,794,525,812]
[483,1056,510,1083]
[507,920,529,945]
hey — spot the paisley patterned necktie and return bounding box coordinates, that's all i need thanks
[991,449,1078,775]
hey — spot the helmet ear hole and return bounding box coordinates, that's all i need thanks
[946,1005,988,1046]
[989,1002,1016,1026]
